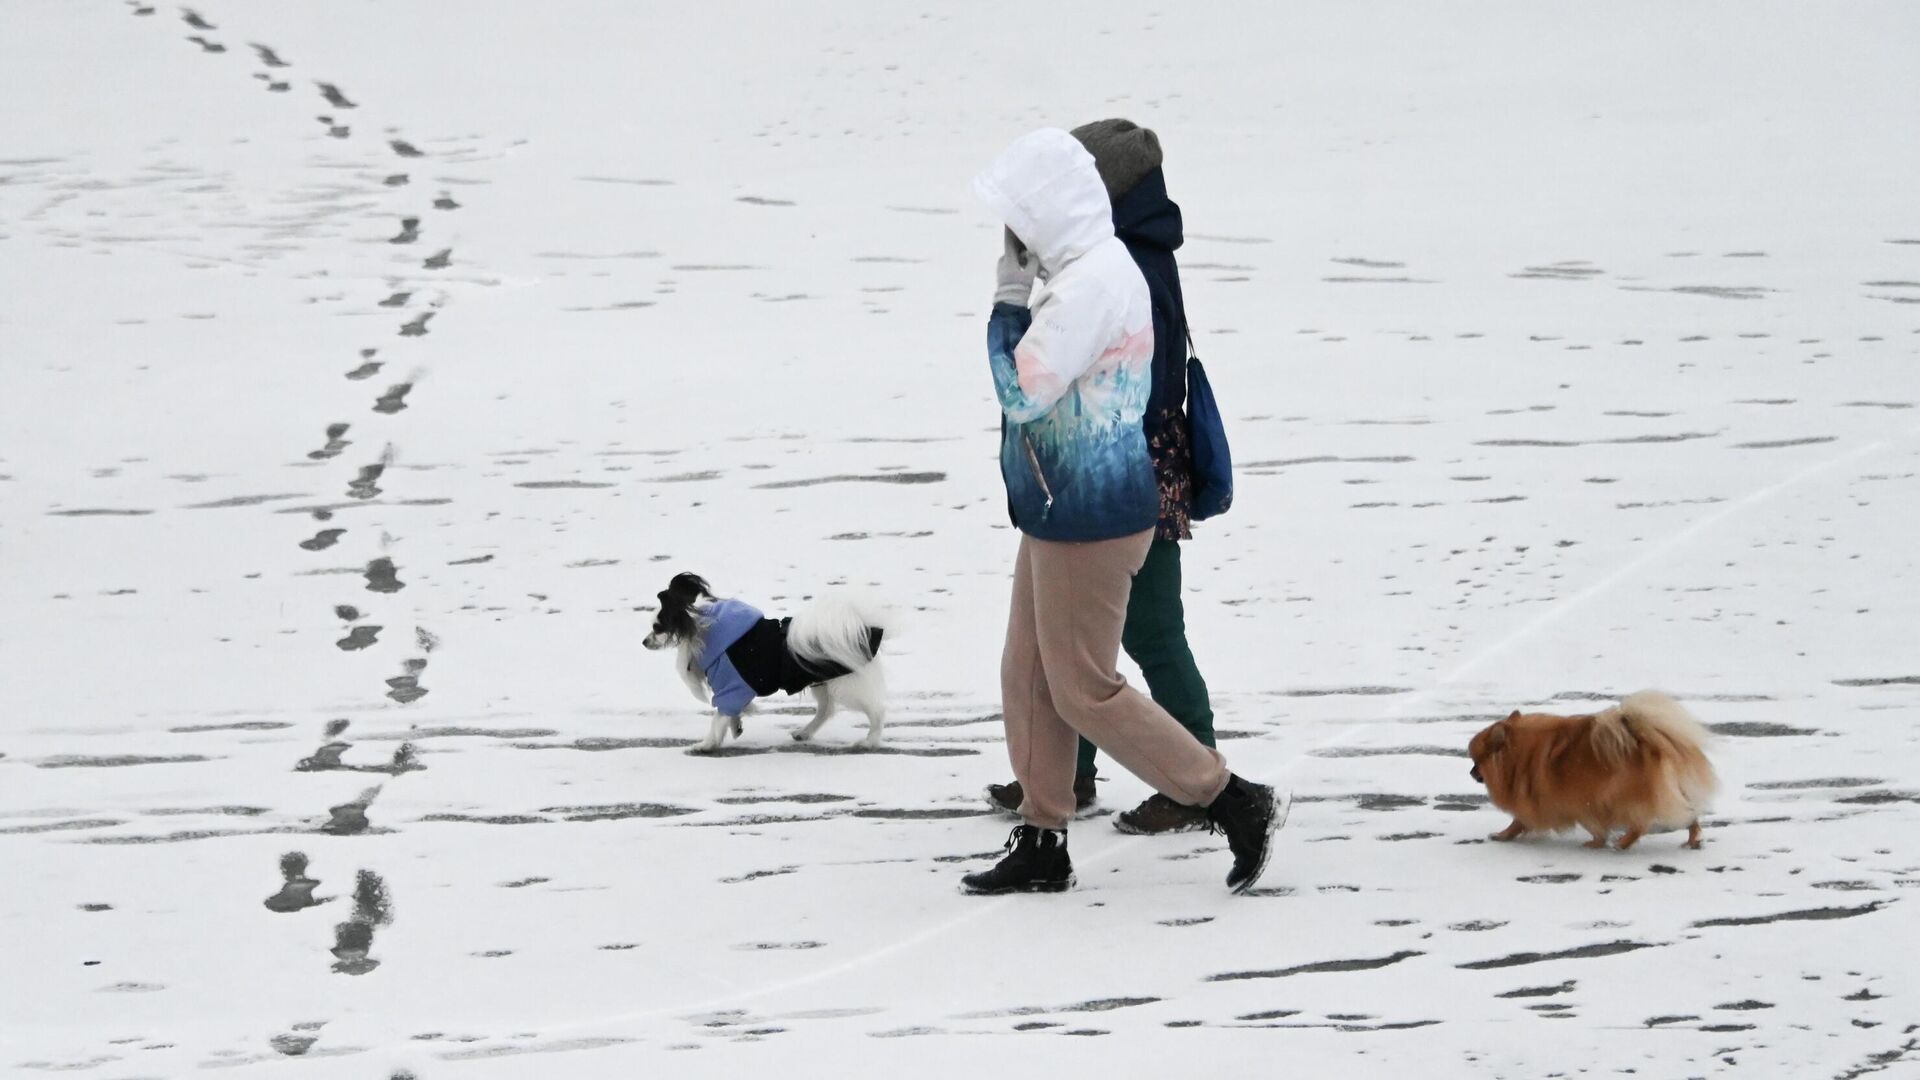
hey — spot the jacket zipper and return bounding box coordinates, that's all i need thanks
[1022,433,1054,519]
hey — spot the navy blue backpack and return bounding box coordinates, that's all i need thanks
[1184,330,1233,520]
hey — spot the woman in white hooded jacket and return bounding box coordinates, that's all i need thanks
[961,128,1283,895]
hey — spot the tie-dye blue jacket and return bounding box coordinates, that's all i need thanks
[974,130,1160,542]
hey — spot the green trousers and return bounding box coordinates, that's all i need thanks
[1077,537,1216,778]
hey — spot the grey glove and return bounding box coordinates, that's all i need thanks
[993,227,1038,306]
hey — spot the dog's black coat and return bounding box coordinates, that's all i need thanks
[726,617,884,698]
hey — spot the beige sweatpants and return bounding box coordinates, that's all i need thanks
[1002,529,1231,829]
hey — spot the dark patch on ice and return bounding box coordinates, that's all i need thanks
[1748,777,1882,790]
[737,195,795,206]
[449,554,494,565]
[317,82,356,109]
[386,657,429,704]
[264,852,324,913]
[1379,831,1443,841]
[646,470,722,482]
[511,736,696,752]
[1717,999,1774,1010]
[352,869,391,925]
[363,557,403,593]
[308,422,352,461]
[1355,794,1425,812]
[515,480,616,489]
[1837,790,1920,805]
[38,755,210,769]
[249,43,288,66]
[331,920,378,975]
[399,311,433,336]
[361,725,555,741]
[271,1033,318,1056]
[851,808,991,820]
[1498,980,1576,998]
[186,35,226,52]
[389,139,424,158]
[347,360,384,380]
[1708,721,1817,737]
[1693,901,1891,928]
[1833,675,1920,688]
[715,793,854,805]
[322,787,380,836]
[419,813,548,826]
[755,472,946,489]
[1449,920,1508,932]
[722,867,800,884]
[1311,745,1467,759]
[184,493,309,509]
[296,742,351,771]
[336,625,381,651]
[1518,873,1582,884]
[1275,685,1412,698]
[148,805,266,817]
[422,248,451,269]
[563,301,657,312]
[1732,436,1838,449]
[170,720,291,733]
[48,508,153,516]
[541,803,699,821]
[1458,940,1660,969]
[373,382,413,413]
[1160,916,1214,927]
[0,818,123,835]
[1208,950,1423,981]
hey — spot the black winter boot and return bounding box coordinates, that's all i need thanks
[1204,775,1289,894]
[983,775,1097,816]
[960,825,1074,894]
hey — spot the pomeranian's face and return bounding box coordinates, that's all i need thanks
[1467,711,1521,783]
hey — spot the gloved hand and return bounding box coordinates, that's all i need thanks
[994,227,1038,306]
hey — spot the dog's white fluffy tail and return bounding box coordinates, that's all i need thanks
[786,590,888,674]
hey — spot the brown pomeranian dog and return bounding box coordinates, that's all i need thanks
[1467,690,1719,850]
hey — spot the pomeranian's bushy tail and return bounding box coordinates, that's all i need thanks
[786,590,889,673]
[1596,690,1720,812]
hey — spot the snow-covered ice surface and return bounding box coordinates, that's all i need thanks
[4,2,1920,1076]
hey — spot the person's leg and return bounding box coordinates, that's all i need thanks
[1079,536,1215,776]
[1028,531,1229,808]
[999,536,1080,830]
[1122,538,1215,746]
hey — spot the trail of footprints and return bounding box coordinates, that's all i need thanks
[132,5,469,1061]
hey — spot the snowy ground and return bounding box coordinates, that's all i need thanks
[4,2,1920,1076]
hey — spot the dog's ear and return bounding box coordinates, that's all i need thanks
[1484,718,1512,753]
[664,573,711,603]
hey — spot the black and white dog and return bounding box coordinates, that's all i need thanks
[642,573,888,753]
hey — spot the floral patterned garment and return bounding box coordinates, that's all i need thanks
[1145,405,1194,541]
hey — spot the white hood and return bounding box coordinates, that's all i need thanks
[971,128,1114,272]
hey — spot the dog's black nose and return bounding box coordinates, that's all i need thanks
[1469,765,1483,783]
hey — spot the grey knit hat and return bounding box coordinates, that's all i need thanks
[1069,118,1163,201]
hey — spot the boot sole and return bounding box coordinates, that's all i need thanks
[959,873,1076,896]
[979,786,1095,817]
[1228,789,1292,895]
[1112,816,1211,836]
